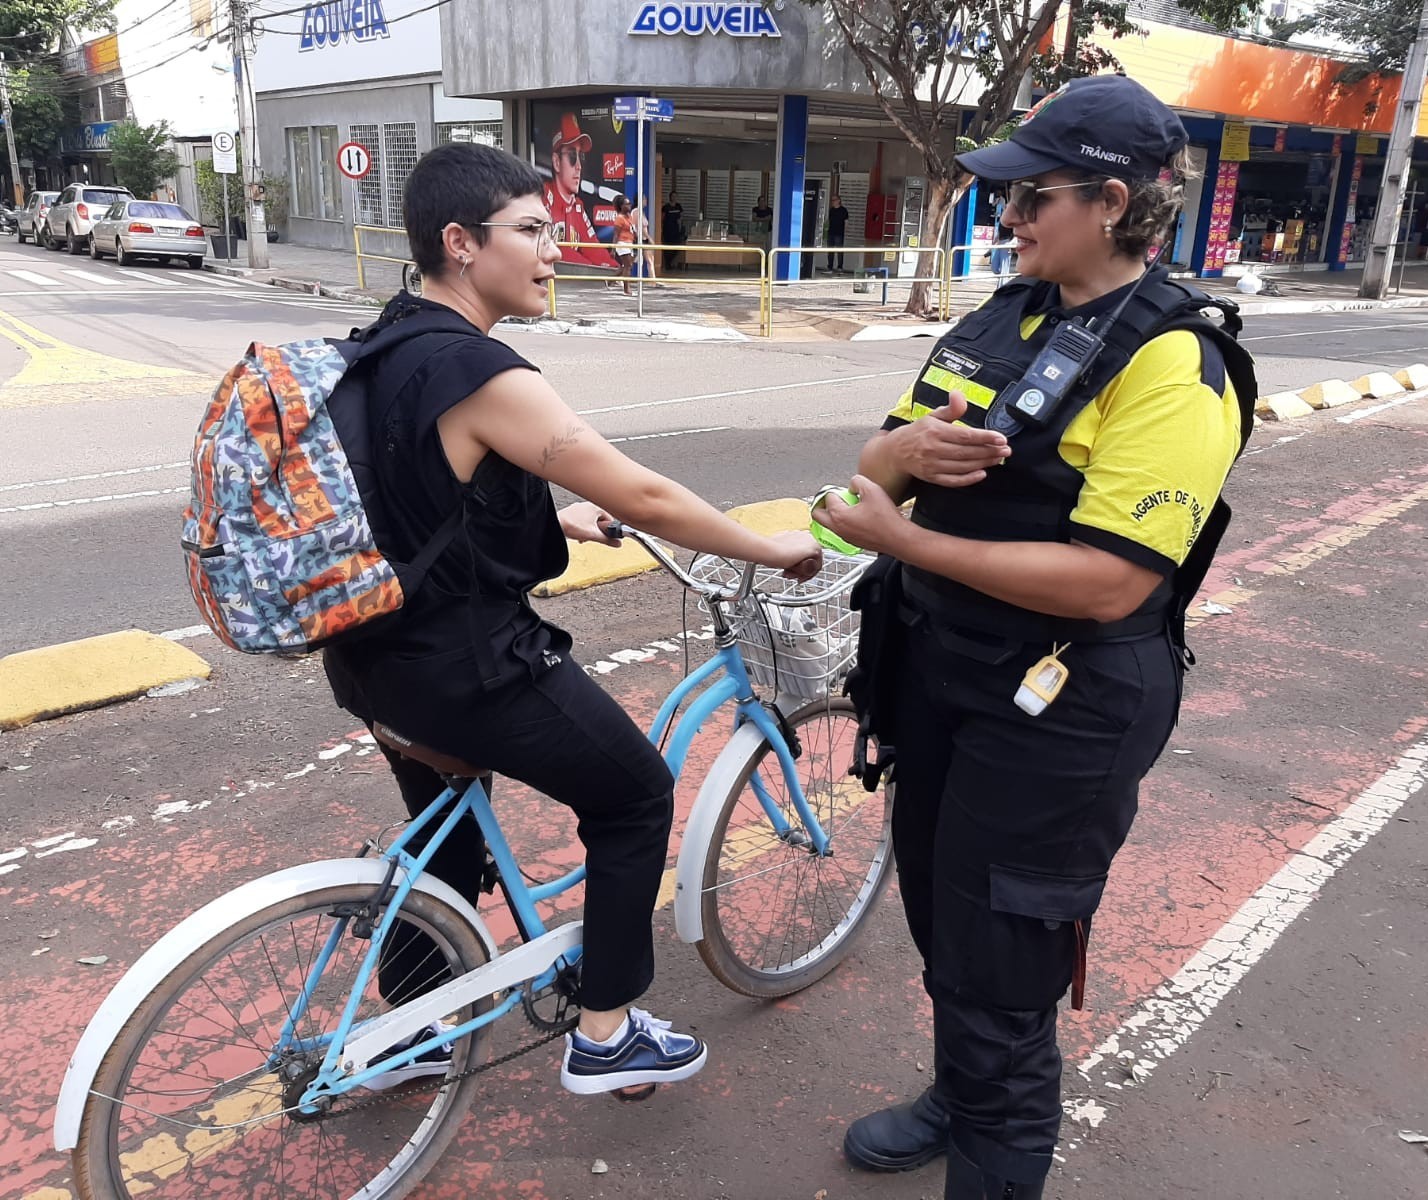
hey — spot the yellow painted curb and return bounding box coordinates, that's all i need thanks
[1297,379,1360,410]
[1258,391,1315,421]
[1349,371,1406,400]
[0,631,211,730]
[533,498,812,598]
[1394,363,1428,390]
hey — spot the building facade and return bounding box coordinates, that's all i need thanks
[248,0,502,252]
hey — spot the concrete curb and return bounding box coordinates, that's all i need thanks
[1255,363,1428,422]
[0,630,211,731]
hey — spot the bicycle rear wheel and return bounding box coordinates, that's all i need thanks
[74,882,492,1200]
[696,696,893,998]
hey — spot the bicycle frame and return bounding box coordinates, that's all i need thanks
[280,623,831,1110]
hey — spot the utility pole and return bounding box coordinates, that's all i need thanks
[0,53,25,205]
[229,0,268,268]
[1360,0,1428,298]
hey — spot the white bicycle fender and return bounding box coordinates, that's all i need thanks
[54,858,496,1152]
[673,719,769,944]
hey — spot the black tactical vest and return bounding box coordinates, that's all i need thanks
[900,267,1257,648]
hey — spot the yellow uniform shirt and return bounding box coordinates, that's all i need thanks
[885,320,1242,575]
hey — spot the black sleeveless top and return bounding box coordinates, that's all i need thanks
[324,296,571,724]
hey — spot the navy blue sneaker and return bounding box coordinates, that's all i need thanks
[361,1020,453,1090]
[560,1007,708,1095]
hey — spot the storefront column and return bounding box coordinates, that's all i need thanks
[773,95,808,281]
[1190,124,1223,278]
[1325,147,1358,272]
[950,179,979,277]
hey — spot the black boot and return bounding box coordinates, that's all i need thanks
[944,1138,1046,1199]
[843,1086,950,1172]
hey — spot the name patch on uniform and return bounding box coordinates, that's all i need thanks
[918,356,997,412]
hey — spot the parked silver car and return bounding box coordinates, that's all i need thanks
[42,183,133,253]
[15,191,60,244]
[89,200,208,268]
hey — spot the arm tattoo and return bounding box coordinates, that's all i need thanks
[539,421,584,470]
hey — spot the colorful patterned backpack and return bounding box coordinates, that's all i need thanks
[182,313,477,655]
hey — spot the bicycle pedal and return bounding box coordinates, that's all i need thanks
[611,1083,657,1104]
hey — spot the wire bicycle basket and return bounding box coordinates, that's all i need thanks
[689,551,875,701]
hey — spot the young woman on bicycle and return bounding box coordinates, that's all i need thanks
[322,142,822,1098]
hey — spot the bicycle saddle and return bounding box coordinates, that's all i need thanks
[370,722,490,782]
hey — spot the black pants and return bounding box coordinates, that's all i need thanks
[827,230,846,271]
[888,614,1179,1185]
[370,654,674,1013]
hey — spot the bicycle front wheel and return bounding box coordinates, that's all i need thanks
[696,696,893,998]
[74,882,492,1200]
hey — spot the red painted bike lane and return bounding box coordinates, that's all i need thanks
[5,419,1427,1199]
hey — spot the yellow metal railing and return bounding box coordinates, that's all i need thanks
[767,245,952,328]
[547,240,770,337]
[353,223,415,290]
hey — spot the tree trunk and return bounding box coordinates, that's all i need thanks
[904,172,961,317]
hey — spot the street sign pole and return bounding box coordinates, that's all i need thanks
[636,111,645,318]
[222,174,232,261]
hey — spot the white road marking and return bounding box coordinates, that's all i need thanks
[1336,388,1428,423]
[0,847,28,864]
[5,269,62,287]
[1241,320,1428,342]
[32,832,78,848]
[160,625,211,642]
[191,273,246,287]
[61,268,124,287]
[0,485,186,515]
[1068,735,1428,1127]
[575,369,918,416]
[0,461,188,495]
[121,269,188,287]
[608,425,729,444]
[34,836,100,857]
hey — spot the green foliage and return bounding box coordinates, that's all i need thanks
[107,120,180,198]
[1301,0,1420,81]
[6,64,65,163]
[0,0,117,56]
[194,150,290,231]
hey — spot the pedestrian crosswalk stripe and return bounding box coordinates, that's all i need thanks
[6,269,62,287]
[192,273,244,287]
[121,270,186,287]
[61,269,124,286]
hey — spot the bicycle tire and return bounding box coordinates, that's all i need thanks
[696,696,893,998]
[74,881,492,1200]
[401,263,422,297]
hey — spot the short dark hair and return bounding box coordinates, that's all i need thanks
[403,142,543,277]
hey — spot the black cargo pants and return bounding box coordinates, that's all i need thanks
[888,608,1180,1186]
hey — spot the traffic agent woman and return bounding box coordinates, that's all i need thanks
[818,75,1256,1199]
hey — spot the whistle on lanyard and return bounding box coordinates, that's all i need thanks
[1015,644,1070,716]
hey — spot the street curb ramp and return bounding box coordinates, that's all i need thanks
[1255,364,1428,422]
[0,631,211,731]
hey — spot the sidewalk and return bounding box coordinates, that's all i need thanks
[208,238,1428,340]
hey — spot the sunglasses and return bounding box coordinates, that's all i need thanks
[558,148,587,167]
[1005,179,1101,222]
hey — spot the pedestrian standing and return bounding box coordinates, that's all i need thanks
[817,75,1257,1199]
[827,193,849,272]
[612,194,636,295]
[662,191,685,269]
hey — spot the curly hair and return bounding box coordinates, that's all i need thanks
[1070,148,1200,259]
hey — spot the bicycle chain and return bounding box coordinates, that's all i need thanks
[316,1014,577,1121]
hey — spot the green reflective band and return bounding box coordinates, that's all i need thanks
[917,366,996,410]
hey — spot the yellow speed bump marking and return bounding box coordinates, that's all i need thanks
[534,497,812,597]
[0,630,211,730]
[0,308,208,408]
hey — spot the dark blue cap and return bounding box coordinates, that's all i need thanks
[957,75,1188,183]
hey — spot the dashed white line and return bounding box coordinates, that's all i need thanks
[575,369,917,416]
[0,485,186,515]
[1336,388,1428,423]
[1,461,188,494]
[160,625,211,642]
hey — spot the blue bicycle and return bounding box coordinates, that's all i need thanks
[56,530,893,1200]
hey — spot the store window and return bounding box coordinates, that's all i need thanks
[287,128,314,218]
[287,126,343,221]
[382,122,419,228]
[436,122,503,149]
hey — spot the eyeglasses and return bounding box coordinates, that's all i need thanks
[1005,179,1101,222]
[477,220,558,252]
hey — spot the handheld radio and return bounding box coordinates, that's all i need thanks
[984,261,1159,436]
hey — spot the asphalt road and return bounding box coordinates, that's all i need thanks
[2,235,1427,1199]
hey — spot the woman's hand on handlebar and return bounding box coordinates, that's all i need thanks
[558,501,623,547]
[765,530,823,582]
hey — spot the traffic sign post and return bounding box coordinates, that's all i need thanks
[615,97,675,317]
[337,142,372,181]
[212,132,238,263]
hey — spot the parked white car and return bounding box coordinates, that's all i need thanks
[89,200,208,268]
[42,183,134,253]
[14,191,59,244]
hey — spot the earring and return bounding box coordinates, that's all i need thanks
[1103,221,1115,239]
[459,255,470,279]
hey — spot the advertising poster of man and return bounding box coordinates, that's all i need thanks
[532,100,623,270]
